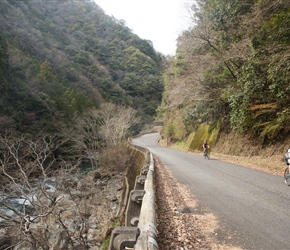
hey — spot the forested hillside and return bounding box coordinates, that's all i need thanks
[0,0,164,135]
[0,1,165,248]
[0,0,165,204]
[158,0,290,146]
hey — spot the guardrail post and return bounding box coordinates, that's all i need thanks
[109,227,140,250]
[134,175,146,189]
[125,190,145,227]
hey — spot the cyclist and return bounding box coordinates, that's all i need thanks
[285,148,290,167]
[202,140,210,158]
[284,148,290,185]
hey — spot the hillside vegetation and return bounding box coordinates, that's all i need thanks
[0,0,164,135]
[158,0,290,149]
[0,0,165,178]
[0,1,166,248]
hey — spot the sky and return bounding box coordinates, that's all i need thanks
[93,0,194,55]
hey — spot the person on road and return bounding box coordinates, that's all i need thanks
[202,140,210,151]
[284,148,290,185]
[285,147,290,168]
[202,140,210,159]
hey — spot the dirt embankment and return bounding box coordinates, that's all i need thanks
[212,132,288,176]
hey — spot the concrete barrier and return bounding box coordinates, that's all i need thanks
[134,152,158,250]
[109,141,158,250]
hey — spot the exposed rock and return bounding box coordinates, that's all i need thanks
[48,229,68,249]
[93,172,102,181]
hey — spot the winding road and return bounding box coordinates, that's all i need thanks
[132,133,290,250]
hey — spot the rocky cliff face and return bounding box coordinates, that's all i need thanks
[0,169,125,250]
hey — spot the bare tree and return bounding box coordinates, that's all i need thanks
[0,132,89,249]
[70,109,103,168]
[98,103,140,146]
[64,103,139,171]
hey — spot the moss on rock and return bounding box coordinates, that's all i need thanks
[186,122,221,152]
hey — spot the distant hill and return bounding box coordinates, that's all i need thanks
[0,0,164,134]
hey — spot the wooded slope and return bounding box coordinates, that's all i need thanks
[158,0,290,146]
[0,0,164,134]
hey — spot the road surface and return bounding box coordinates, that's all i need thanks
[132,133,290,250]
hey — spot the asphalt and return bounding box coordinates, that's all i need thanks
[132,133,290,250]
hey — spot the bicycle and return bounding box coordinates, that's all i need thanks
[284,166,290,186]
[203,149,210,159]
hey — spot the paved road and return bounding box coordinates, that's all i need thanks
[132,133,290,250]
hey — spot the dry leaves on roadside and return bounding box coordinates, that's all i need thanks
[154,156,243,250]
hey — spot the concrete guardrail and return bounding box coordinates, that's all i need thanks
[108,141,158,250]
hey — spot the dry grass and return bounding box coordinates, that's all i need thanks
[212,131,286,176]
[211,152,283,176]
[99,143,133,172]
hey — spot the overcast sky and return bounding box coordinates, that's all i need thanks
[93,0,194,55]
